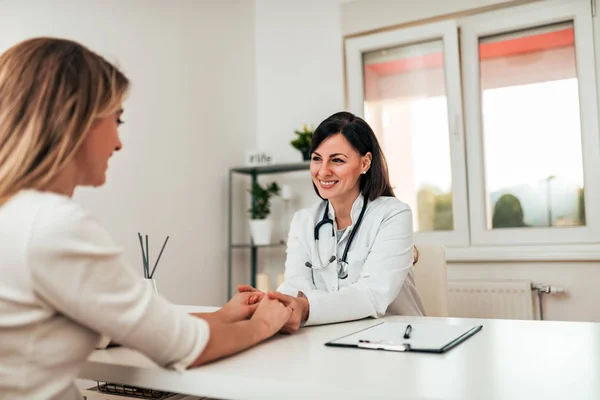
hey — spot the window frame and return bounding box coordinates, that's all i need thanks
[345,20,470,247]
[460,0,600,246]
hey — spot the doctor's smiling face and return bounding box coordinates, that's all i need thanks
[310,133,371,204]
[310,112,393,211]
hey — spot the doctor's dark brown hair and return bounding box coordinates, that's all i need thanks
[310,111,420,266]
[0,37,129,202]
[310,111,394,202]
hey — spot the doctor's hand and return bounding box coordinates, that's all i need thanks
[218,292,265,323]
[237,285,264,301]
[251,296,292,337]
[267,292,310,334]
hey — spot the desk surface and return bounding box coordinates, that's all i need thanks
[81,306,600,400]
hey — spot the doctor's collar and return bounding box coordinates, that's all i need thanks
[326,193,366,221]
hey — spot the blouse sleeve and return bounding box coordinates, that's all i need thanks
[27,199,208,371]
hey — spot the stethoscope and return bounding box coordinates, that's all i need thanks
[305,196,368,280]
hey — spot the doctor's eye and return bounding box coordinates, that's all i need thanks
[332,158,344,163]
[311,155,321,162]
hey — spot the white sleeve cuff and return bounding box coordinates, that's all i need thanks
[301,290,326,326]
[277,285,299,297]
[165,317,210,372]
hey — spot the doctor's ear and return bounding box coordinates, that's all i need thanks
[361,152,372,174]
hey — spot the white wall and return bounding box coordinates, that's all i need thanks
[251,0,347,281]
[255,0,346,160]
[0,0,256,306]
[341,0,539,36]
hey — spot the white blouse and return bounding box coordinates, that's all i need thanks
[0,190,209,400]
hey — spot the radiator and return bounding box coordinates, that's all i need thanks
[447,280,534,320]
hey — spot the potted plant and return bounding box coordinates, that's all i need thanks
[290,124,314,161]
[248,181,280,245]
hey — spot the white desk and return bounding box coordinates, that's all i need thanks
[81,306,600,400]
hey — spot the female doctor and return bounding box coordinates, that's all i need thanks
[239,111,425,333]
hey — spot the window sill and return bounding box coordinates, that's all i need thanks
[445,244,600,262]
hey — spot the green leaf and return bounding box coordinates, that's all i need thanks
[248,181,280,219]
[290,124,314,151]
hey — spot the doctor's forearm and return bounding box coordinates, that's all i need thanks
[303,286,385,325]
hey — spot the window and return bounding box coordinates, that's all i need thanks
[363,40,454,232]
[480,23,584,230]
[346,21,469,246]
[345,0,600,249]
[462,0,600,246]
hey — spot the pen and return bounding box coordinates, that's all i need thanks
[403,324,412,339]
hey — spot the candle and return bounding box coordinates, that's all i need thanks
[256,273,271,293]
[281,184,293,201]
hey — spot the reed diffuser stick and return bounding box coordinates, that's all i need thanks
[150,236,170,279]
[137,232,148,278]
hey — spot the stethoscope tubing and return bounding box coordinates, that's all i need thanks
[306,196,368,280]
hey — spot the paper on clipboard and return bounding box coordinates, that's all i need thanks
[326,322,482,353]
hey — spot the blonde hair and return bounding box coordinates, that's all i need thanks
[0,37,129,201]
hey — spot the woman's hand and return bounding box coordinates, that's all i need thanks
[238,285,310,333]
[190,295,291,367]
[218,291,265,323]
[251,296,292,337]
[267,292,310,334]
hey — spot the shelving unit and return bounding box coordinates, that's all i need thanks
[227,161,310,298]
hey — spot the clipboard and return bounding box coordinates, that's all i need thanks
[325,322,482,353]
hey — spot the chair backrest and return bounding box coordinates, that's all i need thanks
[412,244,449,317]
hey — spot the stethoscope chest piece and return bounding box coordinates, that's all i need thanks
[306,197,368,280]
[337,261,349,279]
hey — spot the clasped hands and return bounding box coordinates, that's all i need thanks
[218,285,309,334]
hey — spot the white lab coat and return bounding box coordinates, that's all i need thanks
[277,194,425,326]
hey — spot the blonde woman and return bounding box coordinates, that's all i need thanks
[0,37,291,400]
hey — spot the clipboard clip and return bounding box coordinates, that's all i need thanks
[357,339,411,352]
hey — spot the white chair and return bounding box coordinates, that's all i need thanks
[412,244,449,317]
